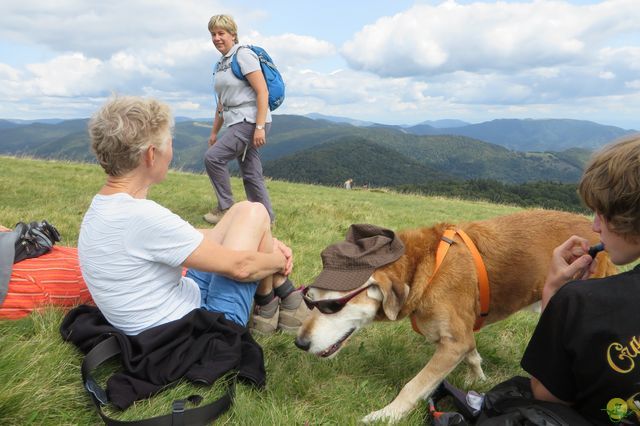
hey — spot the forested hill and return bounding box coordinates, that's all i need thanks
[403,118,634,151]
[0,114,633,187]
[263,137,453,186]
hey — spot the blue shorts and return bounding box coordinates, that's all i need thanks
[185,269,257,327]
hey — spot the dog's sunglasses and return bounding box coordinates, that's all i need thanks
[301,285,371,315]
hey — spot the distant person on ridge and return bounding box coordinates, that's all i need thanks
[79,96,309,336]
[204,14,274,225]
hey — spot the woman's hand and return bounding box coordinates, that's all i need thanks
[253,128,266,148]
[273,237,293,275]
[542,235,597,309]
[208,133,218,147]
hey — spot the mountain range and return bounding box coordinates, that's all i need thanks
[0,114,636,187]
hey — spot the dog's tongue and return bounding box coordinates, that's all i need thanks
[319,328,355,357]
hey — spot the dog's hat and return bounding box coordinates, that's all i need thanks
[311,224,405,291]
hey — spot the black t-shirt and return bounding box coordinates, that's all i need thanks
[521,265,640,425]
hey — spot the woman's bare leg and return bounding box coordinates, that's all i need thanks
[208,201,282,296]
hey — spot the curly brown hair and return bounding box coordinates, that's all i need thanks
[579,134,640,237]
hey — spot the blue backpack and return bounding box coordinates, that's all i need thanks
[230,45,285,111]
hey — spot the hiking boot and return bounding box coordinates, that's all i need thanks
[277,289,311,334]
[250,296,280,334]
[203,207,230,225]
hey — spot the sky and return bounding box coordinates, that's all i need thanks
[1,0,639,128]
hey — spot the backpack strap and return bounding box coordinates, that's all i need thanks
[81,336,235,426]
[230,45,251,81]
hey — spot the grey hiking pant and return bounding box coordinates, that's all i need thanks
[204,120,274,221]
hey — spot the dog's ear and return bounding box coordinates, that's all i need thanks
[369,272,410,320]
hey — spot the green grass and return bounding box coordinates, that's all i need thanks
[1,155,536,425]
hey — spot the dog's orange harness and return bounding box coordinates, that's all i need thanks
[410,228,490,334]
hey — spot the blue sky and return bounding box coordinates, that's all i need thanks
[1,0,639,129]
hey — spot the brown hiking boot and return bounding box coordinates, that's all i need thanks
[277,289,311,334]
[203,207,230,225]
[250,296,279,334]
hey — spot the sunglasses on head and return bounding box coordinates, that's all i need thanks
[302,285,371,314]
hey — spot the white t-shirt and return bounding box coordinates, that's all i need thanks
[78,193,204,335]
[214,44,272,127]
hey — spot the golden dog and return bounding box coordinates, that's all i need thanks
[295,210,616,423]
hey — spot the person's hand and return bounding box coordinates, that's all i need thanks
[273,237,293,275]
[543,235,597,305]
[253,128,266,148]
[0,225,10,232]
[208,133,217,147]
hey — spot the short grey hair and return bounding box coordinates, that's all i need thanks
[88,96,174,176]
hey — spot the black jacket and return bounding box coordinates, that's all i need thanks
[60,305,265,409]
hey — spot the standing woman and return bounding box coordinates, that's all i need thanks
[204,14,274,225]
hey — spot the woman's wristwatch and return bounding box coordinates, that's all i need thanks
[255,124,265,130]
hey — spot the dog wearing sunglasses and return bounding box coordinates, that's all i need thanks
[295,210,616,423]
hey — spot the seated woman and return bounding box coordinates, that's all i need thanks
[78,95,305,336]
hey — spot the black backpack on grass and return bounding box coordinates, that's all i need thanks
[429,377,591,426]
[474,376,591,425]
[13,220,61,263]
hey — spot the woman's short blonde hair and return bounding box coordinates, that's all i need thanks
[88,96,174,177]
[208,14,239,43]
[579,134,640,237]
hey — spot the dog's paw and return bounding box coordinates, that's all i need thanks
[464,369,486,386]
[361,407,404,424]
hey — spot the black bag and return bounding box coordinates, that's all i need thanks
[427,377,591,426]
[82,336,234,426]
[13,220,61,263]
[475,376,591,426]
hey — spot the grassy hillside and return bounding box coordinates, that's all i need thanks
[1,156,551,425]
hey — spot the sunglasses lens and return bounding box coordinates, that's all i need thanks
[303,297,315,311]
[302,285,369,315]
[302,288,319,312]
[317,301,344,315]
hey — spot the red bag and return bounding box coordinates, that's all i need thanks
[0,246,93,320]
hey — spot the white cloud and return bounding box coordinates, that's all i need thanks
[334,0,640,122]
[0,0,638,129]
[0,0,223,58]
[174,101,201,111]
[0,0,337,118]
[26,53,102,96]
[281,67,445,118]
[238,32,335,68]
[0,63,21,80]
[342,0,640,77]
[18,52,177,98]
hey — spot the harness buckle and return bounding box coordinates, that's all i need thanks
[441,236,455,245]
[172,399,186,413]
